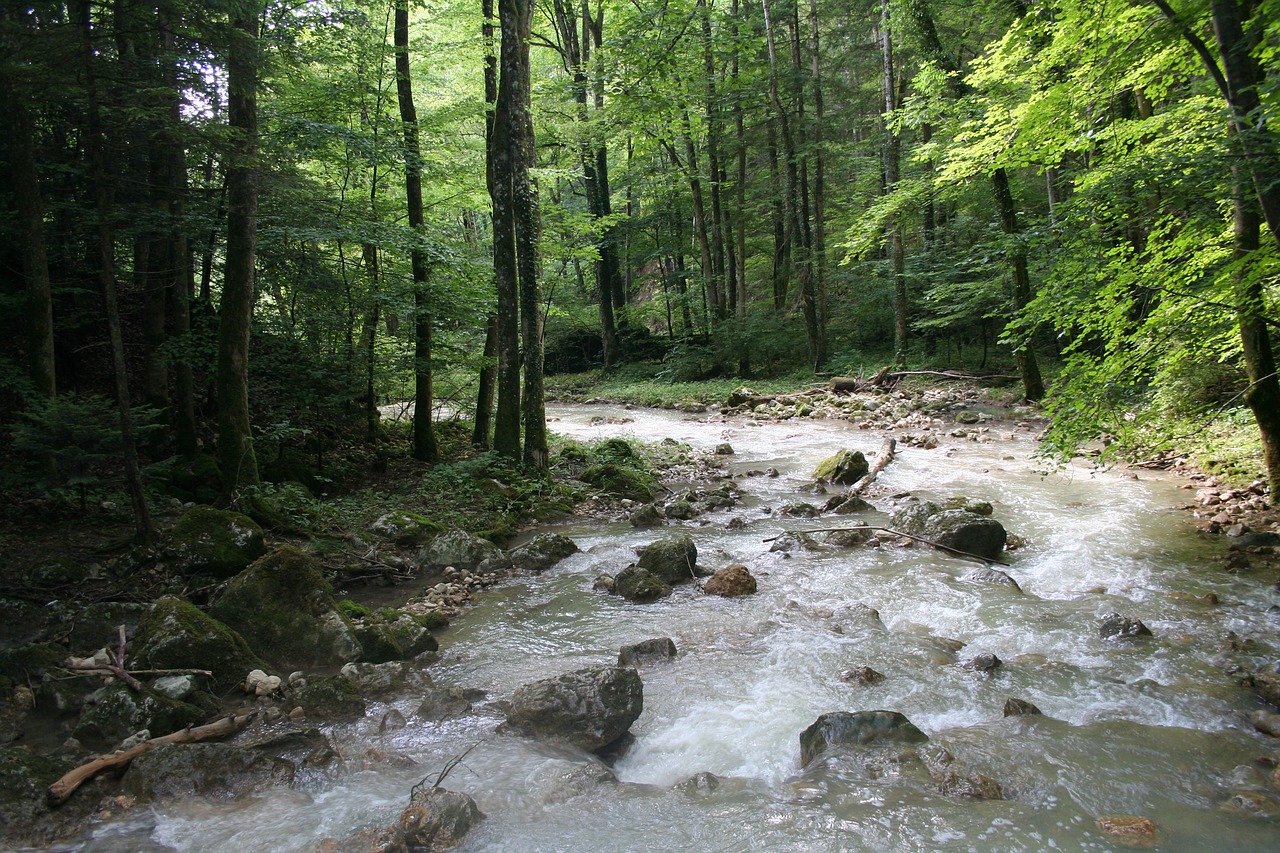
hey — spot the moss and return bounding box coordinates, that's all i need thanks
[163,453,222,504]
[0,746,76,846]
[337,599,372,619]
[353,622,404,664]
[0,643,67,688]
[73,682,208,751]
[293,676,365,720]
[812,449,870,485]
[170,505,266,578]
[132,596,266,692]
[415,610,449,630]
[579,464,655,502]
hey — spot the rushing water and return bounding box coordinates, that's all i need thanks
[67,404,1280,852]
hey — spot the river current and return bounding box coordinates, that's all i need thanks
[68,403,1280,852]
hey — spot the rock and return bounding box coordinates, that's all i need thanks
[73,682,208,752]
[1094,815,1160,848]
[961,653,1002,675]
[799,710,928,768]
[703,564,757,597]
[506,666,643,753]
[825,525,874,547]
[1222,790,1280,818]
[780,501,821,518]
[831,496,873,514]
[664,500,697,520]
[955,410,981,425]
[208,546,361,671]
[0,599,47,645]
[635,534,698,583]
[629,504,663,527]
[340,660,434,700]
[890,500,1007,561]
[840,666,885,686]
[292,675,366,720]
[715,443,734,455]
[579,463,655,502]
[121,742,296,802]
[676,771,722,794]
[769,532,819,553]
[618,637,677,667]
[1098,613,1153,641]
[812,449,870,485]
[368,787,483,852]
[132,595,266,692]
[242,669,282,697]
[369,511,445,547]
[417,529,510,574]
[508,533,580,573]
[1249,671,1280,708]
[169,506,266,578]
[726,387,758,407]
[1003,697,1043,717]
[612,566,673,602]
[961,567,1021,591]
[0,747,80,848]
[49,600,148,655]
[415,687,473,721]
[937,771,1002,799]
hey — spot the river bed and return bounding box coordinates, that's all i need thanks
[66,404,1280,852]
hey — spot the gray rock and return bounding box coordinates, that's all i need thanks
[151,674,196,701]
[961,653,1002,675]
[417,529,510,573]
[121,742,295,802]
[1098,613,1153,641]
[132,595,266,692]
[629,504,663,527]
[1003,697,1042,717]
[506,666,643,753]
[340,660,434,700]
[891,501,1007,561]
[415,687,473,721]
[618,637,677,667]
[375,787,484,852]
[635,534,698,583]
[508,533,580,573]
[612,566,673,602]
[664,500,697,520]
[825,525,874,547]
[961,567,1021,591]
[799,710,928,768]
[168,506,266,578]
[840,666,885,686]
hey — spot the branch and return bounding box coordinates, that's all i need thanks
[849,437,896,496]
[1145,0,1231,101]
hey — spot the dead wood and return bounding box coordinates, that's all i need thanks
[46,711,257,806]
[849,437,896,496]
[763,525,1008,566]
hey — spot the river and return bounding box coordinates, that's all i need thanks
[66,403,1280,852]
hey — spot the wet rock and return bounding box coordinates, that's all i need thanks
[1221,790,1280,818]
[703,564,757,597]
[840,666,885,686]
[592,575,616,593]
[1093,815,1160,848]
[830,496,873,515]
[960,567,1022,592]
[168,506,266,578]
[121,742,296,802]
[664,500,697,520]
[629,504,663,528]
[208,546,361,671]
[415,687,473,721]
[1248,671,1280,708]
[890,500,1007,561]
[769,532,819,553]
[955,410,981,425]
[825,525,874,547]
[132,595,266,692]
[292,675,366,720]
[799,710,928,768]
[726,516,748,530]
[676,771,722,794]
[612,566,673,602]
[1003,697,1043,717]
[961,653,1002,675]
[0,747,82,848]
[1098,613,1153,641]
[340,661,434,700]
[635,534,698,583]
[812,449,870,485]
[780,501,821,518]
[618,637,677,667]
[1250,709,1280,737]
[49,601,148,656]
[381,612,440,659]
[828,603,886,634]
[506,666,643,754]
[508,533,580,573]
[579,463,655,502]
[544,763,619,805]
[365,787,484,853]
[715,443,734,455]
[417,529,510,574]
[369,511,445,547]
[937,771,1002,799]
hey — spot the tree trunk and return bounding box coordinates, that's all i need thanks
[990,169,1045,401]
[880,0,908,368]
[216,0,263,501]
[807,0,828,367]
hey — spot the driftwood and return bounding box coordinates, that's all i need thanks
[829,366,893,393]
[848,437,896,496]
[763,525,1008,566]
[46,711,257,806]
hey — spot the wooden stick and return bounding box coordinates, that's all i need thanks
[109,625,145,693]
[60,665,214,679]
[46,711,257,806]
[763,525,1009,566]
[849,437,896,496]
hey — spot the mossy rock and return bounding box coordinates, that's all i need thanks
[0,747,79,848]
[170,505,267,578]
[812,449,870,485]
[596,437,638,460]
[353,623,405,665]
[381,612,439,658]
[0,643,66,689]
[207,546,360,671]
[635,534,698,583]
[293,675,366,720]
[579,463,654,502]
[613,566,673,602]
[132,596,266,692]
[942,496,994,516]
[0,599,47,645]
[47,601,148,655]
[369,511,446,547]
[73,682,208,752]
[120,742,296,803]
[163,453,222,504]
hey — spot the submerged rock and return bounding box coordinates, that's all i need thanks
[840,666,886,686]
[618,637,677,667]
[629,504,663,528]
[1098,613,1153,641]
[506,666,643,753]
[799,710,928,768]
[121,742,297,802]
[961,567,1022,591]
[1003,697,1043,717]
[1093,814,1160,848]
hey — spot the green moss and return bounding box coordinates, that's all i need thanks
[170,505,266,578]
[579,463,655,501]
[812,449,870,485]
[162,453,222,504]
[0,643,66,688]
[73,682,208,750]
[337,599,372,619]
[293,676,365,720]
[132,596,266,692]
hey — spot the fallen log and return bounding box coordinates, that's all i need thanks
[848,437,896,496]
[46,711,257,806]
[763,525,1009,566]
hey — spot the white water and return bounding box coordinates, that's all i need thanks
[67,405,1280,852]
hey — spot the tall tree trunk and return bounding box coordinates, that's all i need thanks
[395,1,438,463]
[698,0,727,321]
[216,0,263,501]
[880,0,908,368]
[991,169,1044,401]
[807,0,828,367]
[79,0,151,541]
[766,116,790,310]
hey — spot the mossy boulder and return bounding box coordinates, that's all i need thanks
[612,566,673,603]
[417,529,510,573]
[369,511,446,547]
[890,500,1007,561]
[0,599,47,645]
[293,675,366,720]
[381,612,439,658]
[169,505,266,578]
[120,742,296,803]
[162,453,222,504]
[0,747,79,848]
[208,546,361,671]
[635,534,698,583]
[579,463,655,502]
[132,595,266,692]
[508,533,580,573]
[0,643,66,691]
[72,682,209,751]
[47,600,148,655]
[812,449,870,485]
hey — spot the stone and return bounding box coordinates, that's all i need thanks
[132,595,266,692]
[0,747,79,848]
[507,533,580,573]
[799,710,928,768]
[961,567,1022,591]
[664,500,697,520]
[1094,815,1160,848]
[121,742,296,802]
[243,669,281,697]
[292,675,366,720]
[1098,613,1153,641]
[780,501,821,518]
[367,787,483,852]
[676,771,722,794]
[506,666,643,753]
[369,511,445,547]
[415,687,473,721]
[890,500,1008,561]
[168,506,266,578]
[832,496,873,515]
[73,682,208,751]
[635,534,698,583]
[208,546,361,671]
[1250,671,1280,708]
[629,504,663,528]
[825,525,874,547]
[417,529,510,574]
[937,771,1002,799]
[962,653,1002,675]
[715,443,734,455]
[703,564,757,597]
[955,410,981,425]
[579,464,655,502]
[612,566,672,602]
[812,449,870,485]
[618,637,677,667]
[340,660,434,700]
[840,666,885,686]
[1003,697,1043,717]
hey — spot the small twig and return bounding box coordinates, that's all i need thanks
[108,625,145,692]
[764,525,1009,566]
[61,665,213,679]
[411,743,479,802]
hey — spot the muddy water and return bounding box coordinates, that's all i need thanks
[68,405,1280,852]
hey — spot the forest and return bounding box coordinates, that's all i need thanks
[1,0,1278,529]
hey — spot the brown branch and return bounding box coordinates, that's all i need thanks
[849,437,896,496]
[109,625,145,692]
[61,665,213,679]
[763,525,1009,566]
[46,711,257,806]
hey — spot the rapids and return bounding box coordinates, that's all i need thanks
[63,404,1280,852]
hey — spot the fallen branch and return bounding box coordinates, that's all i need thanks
[108,625,144,693]
[763,525,1009,566]
[61,665,213,680]
[887,369,1020,382]
[46,711,257,806]
[849,437,896,496]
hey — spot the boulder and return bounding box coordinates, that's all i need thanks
[208,547,361,671]
[1098,613,1153,641]
[840,666,885,686]
[508,533,580,573]
[635,534,698,583]
[812,449,870,485]
[416,688,474,721]
[937,771,1003,799]
[1003,697,1043,717]
[73,681,210,751]
[169,505,266,578]
[961,653,1002,675]
[780,502,821,518]
[579,464,654,502]
[961,567,1021,591]
[292,675,366,720]
[799,710,928,768]
[703,564,757,597]
[121,742,296,802]
[132,595,266,692]
[368,787,484,853]
[629,504,663,528]
[506,666,643,753]
[664,500,697,520]
[612,566,673,602]
[890,500,1007,561]
[618,638,677,667]
[369,511,445,547]
[0,747,79,848]
[825,525,874,547]
[1250,671,1280,708]
[417,529,510,574]
[340,661,434,700]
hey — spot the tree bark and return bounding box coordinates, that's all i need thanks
[991,168,1045,401]
[881,0,908,368]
